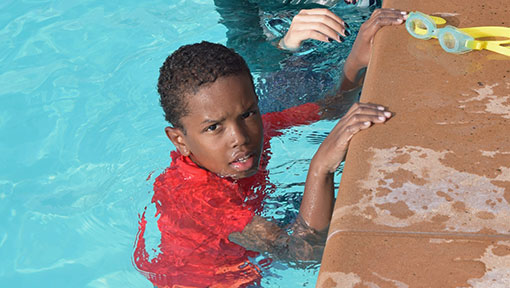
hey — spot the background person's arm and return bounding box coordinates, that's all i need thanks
[278,8,348,50]
[214,0,288,71]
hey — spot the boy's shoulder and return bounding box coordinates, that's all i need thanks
[262,102,321,135]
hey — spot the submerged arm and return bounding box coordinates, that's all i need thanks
[229,215,327,262]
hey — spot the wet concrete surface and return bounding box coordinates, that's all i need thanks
[317,0,510,286]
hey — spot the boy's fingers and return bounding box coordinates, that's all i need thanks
[337,113,388,142]
[362,16,406,40]
[344,113,391,127]
[333,111,390,137]
[349,107,389,119]
[365,9,407,30]
[344,103,387,118]
[371,8,408,19]
[376,16,405,28]
[338,121,371,144]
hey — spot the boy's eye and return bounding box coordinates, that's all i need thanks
[206,124,218,132]
[241,110,256,119]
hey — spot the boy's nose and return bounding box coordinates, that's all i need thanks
[229,124,249,147]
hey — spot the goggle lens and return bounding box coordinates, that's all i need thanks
[438,26,475,54]
[406,12,436,40]
[411,19,429,36]
[442,32,457,49]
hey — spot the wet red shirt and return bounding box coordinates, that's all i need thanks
[134,103,320,288]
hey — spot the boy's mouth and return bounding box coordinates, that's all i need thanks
[230,153,257,172]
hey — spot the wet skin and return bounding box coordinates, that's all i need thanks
[166,74,264,179]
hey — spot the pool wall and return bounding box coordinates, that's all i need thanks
[317,0,510,286]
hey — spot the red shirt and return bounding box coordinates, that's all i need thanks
[134,103,320,288]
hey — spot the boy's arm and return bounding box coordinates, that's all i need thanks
[230,103,392,261]
[229,215,327,262]
[339,9,408,93]
[299,103,392,231]
[318,9,408,120]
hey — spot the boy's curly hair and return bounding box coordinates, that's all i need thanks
[158,41,253,129]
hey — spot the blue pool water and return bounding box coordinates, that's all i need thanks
[1,1,376,287]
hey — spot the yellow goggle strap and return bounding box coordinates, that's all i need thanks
[429,15,446,25]
[460,26,510,56]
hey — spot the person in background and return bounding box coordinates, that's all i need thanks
[134,8,406,288]
[214,0,382,113]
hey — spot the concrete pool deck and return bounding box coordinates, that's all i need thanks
[317,0,510,286]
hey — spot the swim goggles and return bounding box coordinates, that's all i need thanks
[405,11,510,56]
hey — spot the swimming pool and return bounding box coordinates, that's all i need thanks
[0,1,376,287]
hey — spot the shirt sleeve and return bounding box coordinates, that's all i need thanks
[262,102,321,138]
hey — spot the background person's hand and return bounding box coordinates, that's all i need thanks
[279,8,349,50]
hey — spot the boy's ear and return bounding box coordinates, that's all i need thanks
[165,127,191,156]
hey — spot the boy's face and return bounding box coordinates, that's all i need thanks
[166,74,263,179]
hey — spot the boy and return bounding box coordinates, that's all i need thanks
[134,9,405,288]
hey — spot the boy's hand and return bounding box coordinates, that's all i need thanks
[342,9,407,89]
[313,102,391,174]
[279,9,348,50]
